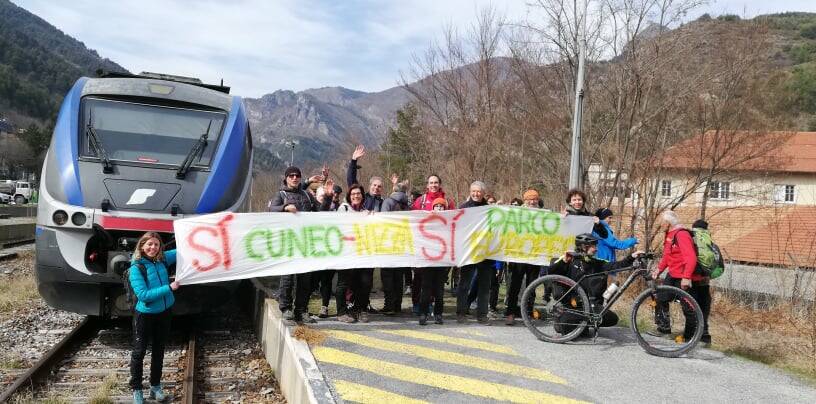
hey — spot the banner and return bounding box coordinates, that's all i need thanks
[174,206,593,285]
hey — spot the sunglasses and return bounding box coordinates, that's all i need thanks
[287,173,301,178]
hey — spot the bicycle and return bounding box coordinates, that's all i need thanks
[520,253,704,358]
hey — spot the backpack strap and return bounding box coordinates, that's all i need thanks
[135,263,148,280]
[671,228,694,248]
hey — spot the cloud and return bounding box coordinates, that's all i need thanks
[12,0,815,97]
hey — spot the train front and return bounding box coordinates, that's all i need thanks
[35,74,253,317]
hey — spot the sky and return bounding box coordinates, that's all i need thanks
[14,0,816,98]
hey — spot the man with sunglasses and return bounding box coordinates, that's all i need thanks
[268,166,333,324]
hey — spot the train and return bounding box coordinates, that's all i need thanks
[34,72,253,317]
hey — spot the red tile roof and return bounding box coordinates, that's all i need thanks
[659,131,816,174]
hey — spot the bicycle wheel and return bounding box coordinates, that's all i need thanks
[521,275,591,343]
[631,285,704,357]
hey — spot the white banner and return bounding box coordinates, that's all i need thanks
[174,206,593,285]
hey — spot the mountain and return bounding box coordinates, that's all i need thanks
[0,0,127,128]
[244,84,412,165]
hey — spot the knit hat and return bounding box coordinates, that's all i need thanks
[692,219,709,230]
[284,166,302,178]
[522,189,540,200]
[595,208,613,221]
[432,197,447,208]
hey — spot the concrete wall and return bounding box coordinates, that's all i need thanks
[0,217,35,244]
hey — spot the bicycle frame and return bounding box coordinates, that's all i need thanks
[549,256,654,327]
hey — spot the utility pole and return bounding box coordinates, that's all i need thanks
[284,139,298,167]
[568,2,587,190]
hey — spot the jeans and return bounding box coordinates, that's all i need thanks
[457,261,492,317]
[419,268,448,315]
[129,310,171,390]
[381,268,407,312]
[293,273,313,320]
[505,263,540,316]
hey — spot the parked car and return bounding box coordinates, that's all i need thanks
[0,192,10,204]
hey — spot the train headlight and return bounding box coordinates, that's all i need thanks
[71,212,87,226]
[52,210,68,225]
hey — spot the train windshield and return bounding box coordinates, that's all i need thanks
[81,98,226,167]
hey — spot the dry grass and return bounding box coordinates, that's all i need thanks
[0,252,39,320]
[709,291,816,382]
[292,326,327,346]
[88,373,118,404]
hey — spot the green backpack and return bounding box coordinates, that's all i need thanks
[672,228,725,279]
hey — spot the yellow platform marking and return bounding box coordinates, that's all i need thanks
[313,347,586,404]
[380,329,518,356]
[333,379,429,404]
[327,330,566,385]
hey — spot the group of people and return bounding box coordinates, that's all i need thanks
[123,146,713,403]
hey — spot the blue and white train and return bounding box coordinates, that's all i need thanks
[35,72,252,316]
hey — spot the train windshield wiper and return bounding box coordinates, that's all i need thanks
[176,120,212,179]
[86,115,114,174]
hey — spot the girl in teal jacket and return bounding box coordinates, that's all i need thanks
[129,232,180,404]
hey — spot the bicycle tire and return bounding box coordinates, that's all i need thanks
[630,285,704,358]
[521,275,591,343]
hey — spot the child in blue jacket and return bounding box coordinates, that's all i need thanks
[129,232,180,404]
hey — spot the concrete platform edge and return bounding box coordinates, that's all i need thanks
[255,291,335,404]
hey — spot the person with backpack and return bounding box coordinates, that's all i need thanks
[128,232,180,404]
[268,166,333,324]
[380,180,412,315]
[652,211,711,344]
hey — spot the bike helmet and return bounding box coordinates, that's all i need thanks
[574,233,598,250]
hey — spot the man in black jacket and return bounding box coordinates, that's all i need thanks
[456,181,494,324]
[549,233,642,333]
[268,166,333,324]
[380,180,412,315]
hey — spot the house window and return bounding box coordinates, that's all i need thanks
[708,181,730,200]
[660,180,672,197]
[774,184,795,203]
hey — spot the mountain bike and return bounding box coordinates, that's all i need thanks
[520,253,703,358]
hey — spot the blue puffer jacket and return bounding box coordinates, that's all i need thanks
[592,221,637,262]
[130,250,176,314]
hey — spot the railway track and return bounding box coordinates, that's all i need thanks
[1,312,278,403]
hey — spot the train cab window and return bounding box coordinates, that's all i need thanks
[81,98,226,168]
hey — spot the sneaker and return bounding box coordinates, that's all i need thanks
[282,309,295,320]
[318,306,329,318]
[149,385,167,402]
[359,312,370,323]
[133,390,144,404]
[488,310,499,320]
[419,314,428,326]
[477,316,492,326]
[505,314,515,326]
[337,314,357,323]
[456,314,467,324]
[469,302,477,310]
[434,315,444,324]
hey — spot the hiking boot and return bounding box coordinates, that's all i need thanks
[505,314,515,326]
[149,385,168,402]
[133,390,144,404]
[359,312,370,323]
[477,316,492,326]
[434,315,444,324]
[456,314,467,324]
[318,306,329,318]
[646,328,672,338]
[281,309,295,320]
[419,314,428,326]
[337,314,357,323]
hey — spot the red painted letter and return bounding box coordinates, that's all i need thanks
[419,214,447,261]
